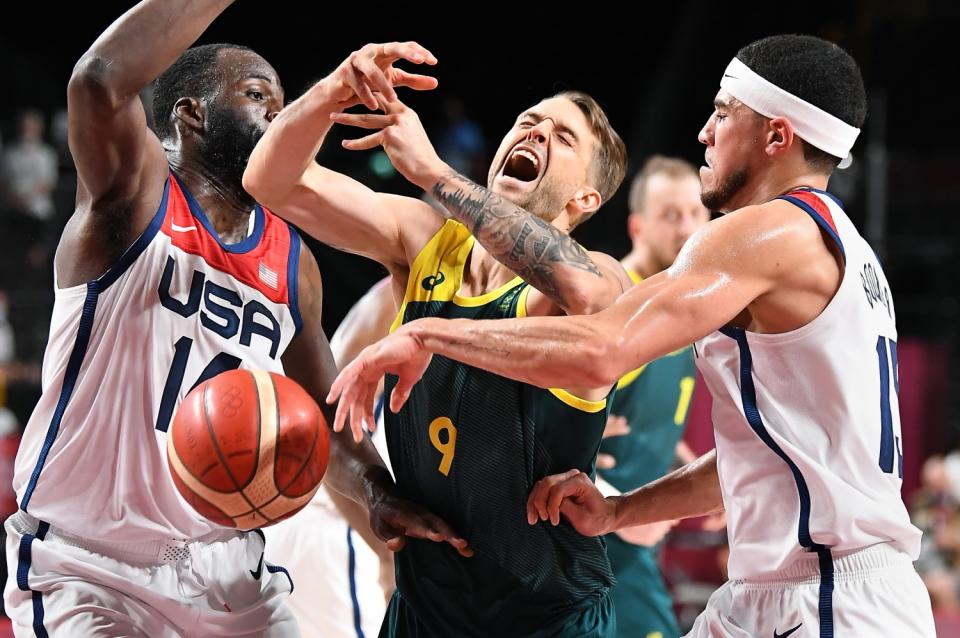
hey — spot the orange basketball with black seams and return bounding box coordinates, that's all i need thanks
[167,369,329,530]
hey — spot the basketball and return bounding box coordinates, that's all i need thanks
[166,369,329,530]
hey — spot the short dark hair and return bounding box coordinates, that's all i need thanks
[151,43,253,140]
[736,34,866,173]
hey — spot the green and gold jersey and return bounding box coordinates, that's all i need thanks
[385,220,615,636]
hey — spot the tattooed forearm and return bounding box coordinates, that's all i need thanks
[430,170,603,310]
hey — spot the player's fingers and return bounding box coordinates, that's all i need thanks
[342,132,385,151]
[527,469,580,523]
[355,56,397,102]
[420,514,473,557]
[527,477,554,523]
[390,69,439,92]
[330,382,351,433]
[335,378,363,442]
[326,372,344,405]
[349,395,366,444]
[381,41,438,65]
[449,536,474,558]
[343,70,378,110]
[389,375,416,413]
[546,474,585,526]
[362,383,378,435]
[385,536,406,552]
[335,95,365,110]
[329,112,394,129]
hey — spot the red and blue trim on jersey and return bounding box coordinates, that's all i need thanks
[777,188,845,263]
[21,172,303,520]
[162,173,303,332]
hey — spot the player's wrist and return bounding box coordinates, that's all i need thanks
[361,464,399,510]
[417,159,455,194]
[400,318,432,351]
[606,494,626,533]
[309,77,346,110]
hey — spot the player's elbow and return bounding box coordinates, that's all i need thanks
[241,161,285,209]
[69,54,125,112]
[562,286,603,317]
[241,165,268,202]
[581,332,623,388]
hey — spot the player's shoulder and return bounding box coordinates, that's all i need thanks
[696,200,823,258]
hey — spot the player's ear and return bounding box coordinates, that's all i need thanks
[173,97,205,135]
[765,116,794,158]
[628,211,644,242]
[568,186,602,224]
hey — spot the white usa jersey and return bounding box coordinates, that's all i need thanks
[13,172,303,544]
[695,187,921,581]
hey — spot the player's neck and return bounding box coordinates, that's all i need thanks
[462,243,518,294]
[726,169,829,211]
[168,155,257,240]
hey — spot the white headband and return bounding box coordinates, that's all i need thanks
[719,57,859,164]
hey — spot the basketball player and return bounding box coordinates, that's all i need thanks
[2,2,466,636]
[599,156,709,638]
[266,277,397,638]
[330,35,938,636]
[244,66,632,634]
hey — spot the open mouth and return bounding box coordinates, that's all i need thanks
[500,145,544,183]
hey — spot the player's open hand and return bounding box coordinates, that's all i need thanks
[327,326,433,444]
[369,488,473,558]
[526,469,619,537]
[331,94,444,189]
[327,42,438,109]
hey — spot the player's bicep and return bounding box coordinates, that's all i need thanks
[67,60,165,202]
[271,164,437,268]
[645,219,776,339]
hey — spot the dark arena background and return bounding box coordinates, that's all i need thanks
[0,1,957,635]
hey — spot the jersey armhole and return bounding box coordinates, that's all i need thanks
[390,220,472,333]
[286,225,303,336]
[777,191,846,263]
[547,388,608,413]
[73,176,171,294]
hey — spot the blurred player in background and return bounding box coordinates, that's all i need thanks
[598,155,709,638]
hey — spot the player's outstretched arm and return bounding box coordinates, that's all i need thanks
[526,449,723,535]
[328,203,821,440]
[334,95,628,316]
[283,242,471,557]
[63,0,235,285]
[243,43,441,269]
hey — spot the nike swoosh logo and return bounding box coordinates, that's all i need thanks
[421,271,446,291]
[774,623,802,638]
[723,73,740,80]
[171,222,197,232]
[249,552,264,580]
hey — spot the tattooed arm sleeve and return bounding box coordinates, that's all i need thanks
[430,170,619,314]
